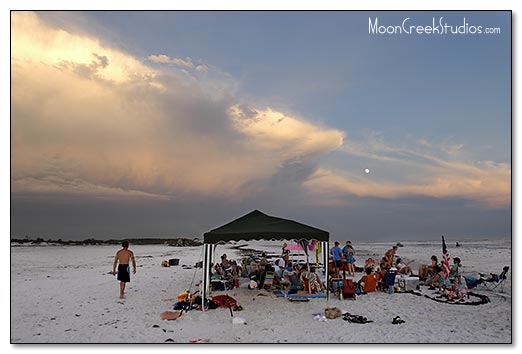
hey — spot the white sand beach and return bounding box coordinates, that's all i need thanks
[10,239,511,344]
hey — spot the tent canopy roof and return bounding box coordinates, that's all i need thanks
[203,210,329,244]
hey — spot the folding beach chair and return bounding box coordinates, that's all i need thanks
[482,266,509,292]
[263,271,274,290]
[465,266,509,293]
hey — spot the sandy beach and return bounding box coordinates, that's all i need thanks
[10,239,511,344]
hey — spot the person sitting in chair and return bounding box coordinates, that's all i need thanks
[419,255,438,281]
[425,264,445,288]
[259,252,268,269]
[219,254,240,278]
[396,258,415,276]
[378,257,391,279]
[283,261,301,291]
[364,258,376,272]
[449,257,462,285]
[357,267,380,293]
[299,265,324,294]
[479,266,510,283]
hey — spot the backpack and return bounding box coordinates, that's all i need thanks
[207,299,219,309]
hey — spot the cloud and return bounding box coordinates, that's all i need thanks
[11,12,509,211]
[11,12,344,202]
[148,54,195,68]
[304,135,511,209]
[229,105,344,161]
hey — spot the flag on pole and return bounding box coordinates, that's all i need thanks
[442,235,451,282]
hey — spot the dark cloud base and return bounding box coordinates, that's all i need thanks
[11,195,510,242]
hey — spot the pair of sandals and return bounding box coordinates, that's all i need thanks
[392,316,405,324]
[342,313,373,324]
[233,305,243,311]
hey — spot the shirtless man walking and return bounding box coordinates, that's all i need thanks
[112,241,137,299]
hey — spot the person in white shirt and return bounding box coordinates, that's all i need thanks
[395,257,415,276]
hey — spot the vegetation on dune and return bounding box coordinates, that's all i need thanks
[10,236,203,247]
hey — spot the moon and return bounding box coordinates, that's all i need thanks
[364,168,370,174]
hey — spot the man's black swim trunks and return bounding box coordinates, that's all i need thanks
[117,264,131,282]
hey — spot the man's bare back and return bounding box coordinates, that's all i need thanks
[115,248,134,265]
[112,241,137,299]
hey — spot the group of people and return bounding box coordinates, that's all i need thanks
[329,240,356,276]
[329,242,464,294]
[213,253,241,278]
[211,247,326,294]
[109,240,466,300]
[418,255,462,288]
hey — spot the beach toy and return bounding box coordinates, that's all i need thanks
[177,291,189,302]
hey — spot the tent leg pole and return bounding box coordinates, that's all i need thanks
[204,244,214,311]
[202,244,206,310]
[324,241,329,303]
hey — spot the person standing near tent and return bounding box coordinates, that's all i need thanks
[330,241,343,277]
[281,242,290,257]
[112,241,137,299]
[342,241,356,277]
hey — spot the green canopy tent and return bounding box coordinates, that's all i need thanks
[201,210,330,306]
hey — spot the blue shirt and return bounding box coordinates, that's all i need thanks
[330,246,342,261]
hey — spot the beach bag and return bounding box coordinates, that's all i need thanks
[160,311,182,320]
[173,301,191,311]
[207,299,219,309]
[325,307,342,319]
[342,279,356,300]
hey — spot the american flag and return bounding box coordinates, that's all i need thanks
[442,235,451,282]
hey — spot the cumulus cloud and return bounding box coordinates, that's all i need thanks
[229,105,344,161]
[11,11,344,202]
[11,12,509,210]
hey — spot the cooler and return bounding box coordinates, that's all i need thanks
[395,276,419,292]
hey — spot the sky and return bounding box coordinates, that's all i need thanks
[10,10,511,242]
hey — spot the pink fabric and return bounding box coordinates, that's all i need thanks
[285,240,316,251]
[285,243,304,251]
